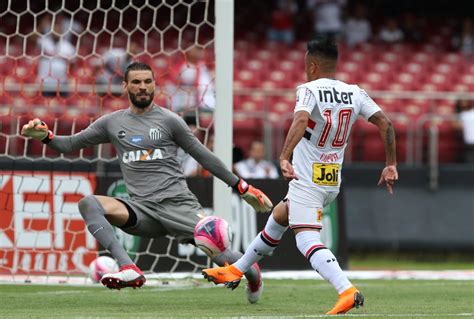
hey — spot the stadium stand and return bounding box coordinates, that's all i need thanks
[0,4,472,163]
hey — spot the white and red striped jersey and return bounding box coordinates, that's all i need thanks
[290,78,381,198]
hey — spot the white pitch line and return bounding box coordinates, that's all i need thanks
[226,314,474,318]
[1,270,473,286]
[297,314,474,318]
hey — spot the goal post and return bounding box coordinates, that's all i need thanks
[213,0,234,224]
[0,0,237,284]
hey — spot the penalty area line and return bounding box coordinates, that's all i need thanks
[294,314,474,318]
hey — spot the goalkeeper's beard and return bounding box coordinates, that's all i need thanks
[129,91,154,109]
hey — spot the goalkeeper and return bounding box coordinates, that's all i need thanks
[21,62,272,303]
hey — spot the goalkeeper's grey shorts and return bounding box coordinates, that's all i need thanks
[116,190,204,244]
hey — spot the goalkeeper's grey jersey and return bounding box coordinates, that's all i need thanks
[48,105,239,201]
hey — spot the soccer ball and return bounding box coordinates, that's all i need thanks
[194,216,232,258]
[88,256,119,283]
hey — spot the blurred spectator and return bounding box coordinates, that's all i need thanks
[234,141,279,179]
[379,18,404,43]
[181,133,214,177]
[267,0,297,45]
[401,12,424,43]
[344,4,371,47]
[179,116,215,177]
[455,100,474,162]
[178,114,201,176]
[181,152,200,177]
[169,46,215,113]
[452,18,474,60]
[307,0,347,40]
[37,15,76,96]
[39,13,83,44]
[233,144,244,164]
[95,43,137,95]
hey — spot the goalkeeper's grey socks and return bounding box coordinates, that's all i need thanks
[296,231,352,294]
[78,195,134,267]
[213,249,260,283]
[234,214,288,273]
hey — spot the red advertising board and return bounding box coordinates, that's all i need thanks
[0,171,97,275]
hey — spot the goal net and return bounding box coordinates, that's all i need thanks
[0,0,220,284]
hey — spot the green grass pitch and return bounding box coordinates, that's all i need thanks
[0,280,473,318]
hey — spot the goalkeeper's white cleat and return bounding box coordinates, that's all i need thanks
[246,280,264,304]
[101,264,146,290]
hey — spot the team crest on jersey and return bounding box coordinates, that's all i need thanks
[149,128,161,140]
[316,208,322,223]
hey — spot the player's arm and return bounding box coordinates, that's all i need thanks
[368,110,398,194]
[168,114,273,213]
[279,86,316,180]
[279,110,309,180]
[358,88,398,194]
[21,116,109,153]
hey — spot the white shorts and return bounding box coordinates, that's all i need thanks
[286,184,339,230]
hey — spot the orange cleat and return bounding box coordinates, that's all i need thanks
[202,263,244,290]
[326,286,364,315]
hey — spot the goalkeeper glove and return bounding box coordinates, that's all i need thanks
[234,179,273,213]
[21,118,54,143]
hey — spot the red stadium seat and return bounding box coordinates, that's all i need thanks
[392,115,409,162]
[460,74,474,86]
[236,95,266,113]
[268,95,294,116]
[376,97,401,113]
[267,70,293,88]
[335,71,354,83]
[235,69,260,88]
[434,101,455,116]
[441,53,462,65]
[403,62,426,75]
[365,72,388,90]
[351,120,384,162]
[430,120,461,163]
[247,59,270,74]
[233,116,263,152]
[393,73,417,91]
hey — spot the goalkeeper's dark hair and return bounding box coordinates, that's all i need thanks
[124,62,154,82]
[307,36,339,61]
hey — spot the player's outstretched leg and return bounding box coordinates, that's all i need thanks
[295,230,363,314]
[200,206,288,302]
[78,195,145,289]
[212,253,263,303]
[195,216,264,302]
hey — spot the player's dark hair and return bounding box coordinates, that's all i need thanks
[124,62,154,82]
[307,36,338,61]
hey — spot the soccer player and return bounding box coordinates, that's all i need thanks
[21,62,272,303]
[202,37,398,314]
